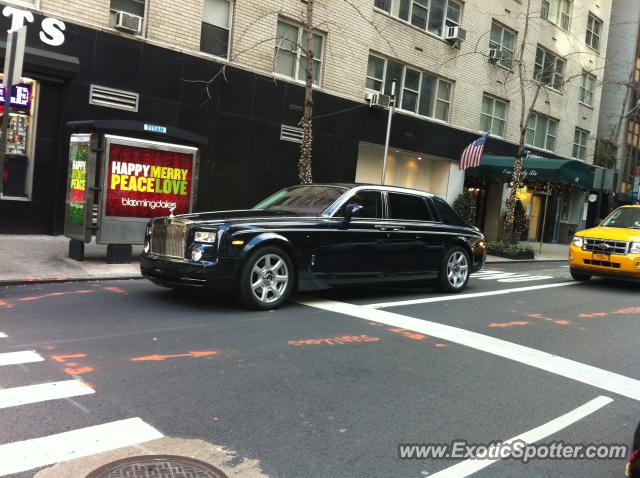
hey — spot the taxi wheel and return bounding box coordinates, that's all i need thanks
[570,269,591,282]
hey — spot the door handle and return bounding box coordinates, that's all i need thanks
[374,224,393,231]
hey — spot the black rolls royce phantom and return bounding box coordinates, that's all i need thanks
[140,184,486,309]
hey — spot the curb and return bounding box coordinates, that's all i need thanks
[0,276,144,287]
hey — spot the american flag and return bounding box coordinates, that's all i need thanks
[459,132,489,170]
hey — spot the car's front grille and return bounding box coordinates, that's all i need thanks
[583,238,629,255]
[584,259,621,269]
[150,220,187,259]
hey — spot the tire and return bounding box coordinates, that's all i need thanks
[237,246,295,310]
[437,246,470,293]
[570,269,591,282]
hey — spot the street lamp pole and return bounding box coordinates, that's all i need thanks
[380,80,396,185]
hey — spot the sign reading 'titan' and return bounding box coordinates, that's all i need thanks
[2,6,66,47]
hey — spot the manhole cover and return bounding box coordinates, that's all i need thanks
[86,455,229,478]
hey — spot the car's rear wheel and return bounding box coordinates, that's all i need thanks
[570,269,591,282]
[437,246,470,293]
[238,246,294,310]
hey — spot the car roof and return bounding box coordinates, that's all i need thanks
[298,183,435,197]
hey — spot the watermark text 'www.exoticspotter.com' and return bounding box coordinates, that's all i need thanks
[398,440,628,463]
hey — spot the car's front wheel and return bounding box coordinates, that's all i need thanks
[437,246,470,293]
[570,269,591,282]
[238,246,294,310]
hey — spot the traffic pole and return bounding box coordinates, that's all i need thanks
[0,32,16,197]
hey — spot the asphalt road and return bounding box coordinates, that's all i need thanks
[1,262,639,477]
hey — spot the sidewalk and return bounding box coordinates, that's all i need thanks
[0,235,142,285]
[0,235,568,285]
[486,241,569,263]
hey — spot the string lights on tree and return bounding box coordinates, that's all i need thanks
[298,116,313,184]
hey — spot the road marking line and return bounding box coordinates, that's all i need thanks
[0,417,163,476]
[0,351,44,367]
[0,380,94,409]
[298,297,640,401]
[498,275,553,283]
[428,395,613,478]
[0,332,6,338]
[364,281,578,308]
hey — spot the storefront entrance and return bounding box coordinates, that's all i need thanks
[355,142,464,203]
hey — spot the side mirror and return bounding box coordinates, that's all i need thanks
[344,203,364,223]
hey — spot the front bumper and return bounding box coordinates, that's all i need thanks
[140,253,244,291]
[568,244,640,280]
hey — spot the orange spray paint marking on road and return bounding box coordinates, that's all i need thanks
[554,320,570,326]
[612,307,640,315]
[131,350,219,362]
[288,335,381,346]
[387,328,427,341]
[64,366,94,375]
[51,354,87,363]
[0,299,13,309]
[578,312,609,318]
[435,343,448,348]
[102,286,128,295]
[17,290,95,302]
[489,321,529,328]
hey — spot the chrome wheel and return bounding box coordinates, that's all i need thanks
[250,253,289,304]
[446,251,469,289]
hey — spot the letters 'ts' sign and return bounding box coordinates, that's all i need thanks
[2,6,66,47]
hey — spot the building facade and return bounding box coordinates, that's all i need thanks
[0,0,611,239]
[597,0,640,203]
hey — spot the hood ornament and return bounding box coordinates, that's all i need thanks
[168,205,176,219]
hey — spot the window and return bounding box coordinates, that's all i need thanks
[573,128,589,160]
[338,191,384,219]
[431,197,466,225]
[585,13,602,50]
[388,193,433,221]
[579,72,595,107]
[525,112,558,151]
[274,20,324,85]
[109,0,146,34]
[480,94,507,138]
[534,46,565,91]
[489,21,516,68]
[201,0,231,58]
[373,0,462,39]
[366,54,453,122]
[541,0,571,30]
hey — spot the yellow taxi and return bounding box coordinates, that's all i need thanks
[569,205,640,281]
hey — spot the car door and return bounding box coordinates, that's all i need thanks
[385,192,444,275]
[315,190,389,283]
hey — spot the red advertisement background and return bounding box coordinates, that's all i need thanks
[106,143,193,218]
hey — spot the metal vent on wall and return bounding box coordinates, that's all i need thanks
[89,84,139,112]
[280,125,303,144]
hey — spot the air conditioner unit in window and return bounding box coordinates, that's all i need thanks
[444,26,466,45]
[114,10,143,34]
[488,48,503,63]
[365,91,391,109]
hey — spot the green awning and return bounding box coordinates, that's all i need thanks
[466,155,595,188]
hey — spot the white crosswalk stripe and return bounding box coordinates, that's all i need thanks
[0,333,6,338]
[0,417,164,477]
[0,380,94,409]
[472,270,553,283]
[0,350,44,367]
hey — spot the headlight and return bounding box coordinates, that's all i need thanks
[572,236,584,248]
[194,231,217,243]
[191,245,205,262]
[143,240,150,254]
[630,242,640,254]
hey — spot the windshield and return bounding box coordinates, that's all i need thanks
[254,186,347,215]
[601,208,640,229]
